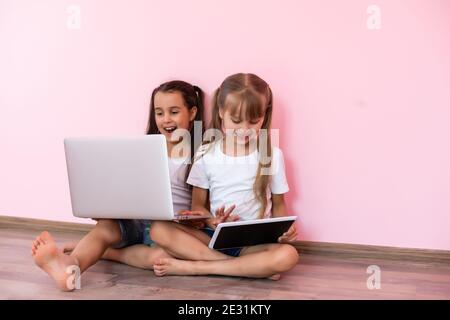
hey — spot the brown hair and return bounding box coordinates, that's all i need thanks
[210,73,273,219]
[146,80,205,182]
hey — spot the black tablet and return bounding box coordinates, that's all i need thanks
[208,216,297,250]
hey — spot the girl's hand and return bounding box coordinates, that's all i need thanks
[206,205,239,229]
[278,223,298,243]
[175,210,209,229]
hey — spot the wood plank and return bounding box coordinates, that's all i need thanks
[2,214,449,263]
[1,215,450,299]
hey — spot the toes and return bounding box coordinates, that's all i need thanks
[269,274,281,281]
[32,241,39,251]
[38,236,46,245]
[40,231,50,238]
[154,258,165,266]
[36,237,45,246]
[153,265,167,276]
[154,270,166,277]
[40,231,54,244]
[31,244,37,255]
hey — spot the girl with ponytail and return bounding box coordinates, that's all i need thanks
[31,80,207,291]
[150,73,299,280]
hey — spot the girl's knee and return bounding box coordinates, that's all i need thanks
[149,221,171,243]
[94,219,121,243]
[271,244,299,272]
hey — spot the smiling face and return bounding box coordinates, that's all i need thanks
[219,92,267,146]
[153,91,197,143]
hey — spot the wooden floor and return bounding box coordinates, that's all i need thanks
[1,227,449,300]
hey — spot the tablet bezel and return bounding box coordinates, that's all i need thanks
[208,216,297,249]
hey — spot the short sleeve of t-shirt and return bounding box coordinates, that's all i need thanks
[270,148,289,194]
[187,155,210,190]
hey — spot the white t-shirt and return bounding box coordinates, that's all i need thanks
[187,140,289,221]
[168,156,192,214]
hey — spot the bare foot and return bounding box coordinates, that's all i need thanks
[31,231,80,291]
[153,258,197,277]
[153,258,282,280]
[268,274,281,281]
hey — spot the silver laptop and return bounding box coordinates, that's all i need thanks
[64,135,208,220]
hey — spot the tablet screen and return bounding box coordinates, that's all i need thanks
[209,217,296,250]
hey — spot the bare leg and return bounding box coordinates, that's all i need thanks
[69,219,122,273]
[64,221,226,262]
[61,241,173,270]
[62,241,78,254]
[32,219,122,291]
[102,244,172,269]
[62,241,172,270]
[150,221,230,261]
[153,243,299,279]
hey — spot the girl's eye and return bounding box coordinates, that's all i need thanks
[171,111,179,115]
[231,119,241,124]
[155,113,163,117]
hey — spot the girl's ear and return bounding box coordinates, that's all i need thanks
[219,108,224,120]
[189,106,198,121]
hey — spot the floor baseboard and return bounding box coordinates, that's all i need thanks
[1,215,449,264]
[0,215,94,233]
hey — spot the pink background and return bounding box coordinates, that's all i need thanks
[1,0,449,250]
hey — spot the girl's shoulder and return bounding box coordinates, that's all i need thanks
[269,147,286,172]
[271,146,284,159]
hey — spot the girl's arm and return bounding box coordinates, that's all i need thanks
[271,194,288,217]
[191,186,211,215]
[272,193,298,243]
[192,186,238,229]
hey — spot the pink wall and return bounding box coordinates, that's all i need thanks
[1,0,449,250]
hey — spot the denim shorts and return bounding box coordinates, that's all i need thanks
[112,219,154,249]
[201,227,243,257]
